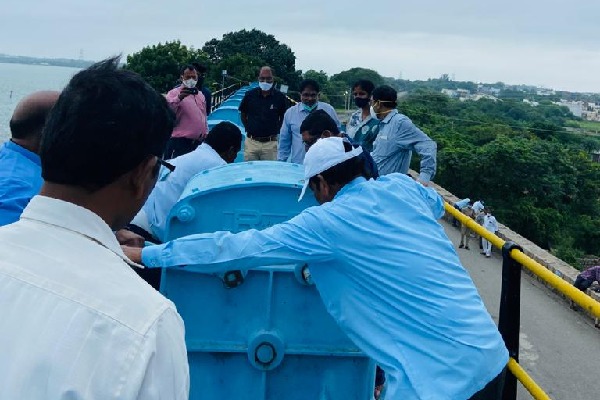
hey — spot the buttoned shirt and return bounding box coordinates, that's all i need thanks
[345,109,380,152]
[133,143,226,242]
[455,198,471,209]
[371,110,437,182]
[0,196,189,399]
[277,102,340,164]
[142,174,508,400]
[239,88,288,138]
[166,86,208,140]
[0,140,43,226]
[483,214,499,233]
[472,200,485,214]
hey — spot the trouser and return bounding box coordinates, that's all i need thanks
[574,276,594,292]
[460,226,471,247]
[452,205,461,226]
[164,137,200,160]
[244,136,278,161]
[468,368,506,400]
[482,237,493,256]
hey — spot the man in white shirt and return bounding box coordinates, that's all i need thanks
[0,57,189,399]
[117,121,242,290]
[482,208,499,257]
[124,121,242,244]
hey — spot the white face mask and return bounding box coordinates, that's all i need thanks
[183,79,197,88]
[259,81,273,91]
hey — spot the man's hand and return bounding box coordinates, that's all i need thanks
[115,229,145,247]
[178,88,192,100]
[122,245,143,264]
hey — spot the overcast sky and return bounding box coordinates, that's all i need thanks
[3,0,599,92]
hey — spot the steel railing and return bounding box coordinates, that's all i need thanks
[445,202,600,400]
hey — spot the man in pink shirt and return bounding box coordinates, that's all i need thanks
[164,64,208,159]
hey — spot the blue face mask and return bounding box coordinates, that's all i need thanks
[303,103,317,112]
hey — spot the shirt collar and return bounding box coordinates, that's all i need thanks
[5,140,41,166]
[380,109,399,124]
[20,196,145,269]
[335,176,367,200]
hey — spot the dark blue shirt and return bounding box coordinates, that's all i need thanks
[0,140,43,226]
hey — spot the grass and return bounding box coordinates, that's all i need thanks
[576,120,600,131]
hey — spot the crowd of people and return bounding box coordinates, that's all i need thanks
[0,58,512,399]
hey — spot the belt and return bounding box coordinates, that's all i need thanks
[248,135,278,143]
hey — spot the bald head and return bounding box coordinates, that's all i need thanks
[10,91,61,141]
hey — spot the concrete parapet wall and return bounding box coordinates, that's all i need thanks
[427,176,600,322]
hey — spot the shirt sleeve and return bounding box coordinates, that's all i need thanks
[133,308,189,400]
[277,109,293,161]
[165,88,182,111]
[394,119,437,183]
[141,207,336,272]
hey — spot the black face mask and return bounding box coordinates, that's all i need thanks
[354,97,370,108]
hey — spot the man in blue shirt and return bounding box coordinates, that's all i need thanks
[0,91,60,226]
[278,79,340,164]
[124,137,508,399]
[371,85,437,184]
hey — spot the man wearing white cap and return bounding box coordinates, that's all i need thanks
[124,137,508,400]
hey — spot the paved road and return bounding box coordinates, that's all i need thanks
[442,221,600,400]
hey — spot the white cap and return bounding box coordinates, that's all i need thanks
[298,137,363,201]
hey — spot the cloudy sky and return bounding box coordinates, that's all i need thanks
[2,0,600,92]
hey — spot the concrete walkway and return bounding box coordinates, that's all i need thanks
[442,220,600,400]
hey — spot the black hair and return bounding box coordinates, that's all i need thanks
[40,56,174,191]
[372,85,398,107]
[300,79,320,93]
[180,64,197,75]
[309,141,367,190]
[9,109,49,140]
[352,79,375,95]
[204,121,243,154]
[300,109,339,138]
[191,62,207,74]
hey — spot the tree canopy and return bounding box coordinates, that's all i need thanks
[202,29,301,89]
[125,40,208,93]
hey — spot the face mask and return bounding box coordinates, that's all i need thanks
[259,82,273,91]
[183,79,197,88]
[303,103,318,113]
[354,97,370,108]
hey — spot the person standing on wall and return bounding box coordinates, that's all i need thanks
[239,66,288,161]
[164,64,208,159]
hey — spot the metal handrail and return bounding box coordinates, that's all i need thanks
[444,202,600,400]
[446,203,600,315]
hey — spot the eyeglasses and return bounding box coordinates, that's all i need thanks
[157,157,176,172]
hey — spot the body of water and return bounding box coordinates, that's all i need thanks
[0,63,81,143]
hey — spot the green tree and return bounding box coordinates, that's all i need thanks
[331,67,384,88]
[202,29,301,89]
[303,70,329,89]
[212,53,264,87]
[125,40,208,93]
